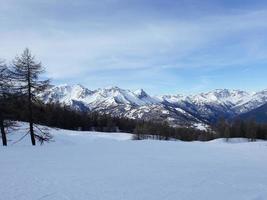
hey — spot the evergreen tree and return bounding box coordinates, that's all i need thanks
[10,49,52,145]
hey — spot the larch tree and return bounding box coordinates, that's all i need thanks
[0,60,9,146]
[10,48,52,145]
[0,60,18,146]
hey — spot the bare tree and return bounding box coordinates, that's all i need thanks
[10,49,52,145]
[0,60,19,146]
[0,60,9,146]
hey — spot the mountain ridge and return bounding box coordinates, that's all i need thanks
[40,84,267,128]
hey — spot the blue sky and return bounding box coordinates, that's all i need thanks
[1,0,267,95]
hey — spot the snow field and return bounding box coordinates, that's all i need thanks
[0,124,267,200]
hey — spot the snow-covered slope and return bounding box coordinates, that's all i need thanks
[1,125,267,200]
[160,89,256,123]
[234,89,267,113]
[40,85,267,126]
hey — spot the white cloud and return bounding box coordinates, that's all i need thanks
[0,1,267,82]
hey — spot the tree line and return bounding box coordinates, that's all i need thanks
[214,118,267,141]
[134,118,267,141]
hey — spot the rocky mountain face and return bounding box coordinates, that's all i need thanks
[40,84,267,128]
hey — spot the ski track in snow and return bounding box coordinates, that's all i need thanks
[1,124,267,200]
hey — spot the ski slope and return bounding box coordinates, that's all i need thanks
[1,124,267,200]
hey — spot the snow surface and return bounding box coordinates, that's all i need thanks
[193,122,208,131]
[1,124,267,200]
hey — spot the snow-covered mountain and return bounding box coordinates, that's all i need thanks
[40,85,267,127]
[160,89,254,123]
[233,89,267,113]
[42,85,158,108]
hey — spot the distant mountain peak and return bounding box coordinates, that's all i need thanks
[134,89,148,98]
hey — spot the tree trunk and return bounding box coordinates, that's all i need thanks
[28,85,35,145]
[27,65,36,146]
[29,121,35,146]
[28,89,36,145]
[0,118,7,146]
